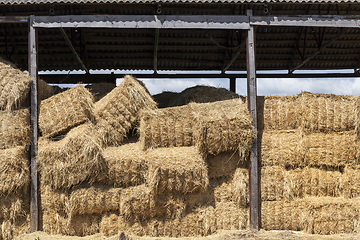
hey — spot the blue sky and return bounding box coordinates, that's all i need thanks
[44,69,360,96]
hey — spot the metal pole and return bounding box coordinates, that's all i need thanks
[230,77,236,93]
[28,15,39,233]
[246,9,260,231]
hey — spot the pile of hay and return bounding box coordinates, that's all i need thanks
[262,197,360,234]
[38,123,105,189]
[99,143,147,187]
[94,75,157,146]
[147,146,209,195]
[39,85,95,138]
[0,60,32,111]
[139,105,194,150]
[0,146,29,195]
[86,82,116,102]
[0,109,30,149]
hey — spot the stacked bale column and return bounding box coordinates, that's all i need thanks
[259,92,360,234]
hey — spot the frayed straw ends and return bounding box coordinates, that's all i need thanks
[39,85,95,138]
[38,123,105,189]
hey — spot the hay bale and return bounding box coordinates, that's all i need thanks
[40,185,68,214]
[0,146,29,195]
[38,78,54,101]
[0,195,27,221]
[94,75,157,147]
[86,82,116,102]
[0,108,30,149]
[215,202,248,231]
[39,85,95,138]
[261,166,285,201]
[303,131,358,167]
[341,166,360,198]
[257,95,301,131]
[69,186,122,217]
[191,98,253,156]
[139,105,194,150]
[147,147,208,195]
[300,92,356,133]
[38,123,105,189]
[120,184,155,221]
[260,130,304,167]
[167,85,241,107]
[262,197,359,234]
[0,60,32,111]
[100,143,147,187]
[231,168,249,207]
[206,151,244,179]
[42,211,101,236]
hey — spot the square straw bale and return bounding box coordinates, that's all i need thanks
[38,123,105,189]
[341,166,360,198]
[258,95,301,130]
[299,92,356,133]
[139,104,194,150]
[0,60,32,111]
[147,146,209,195]
[231,168,249,207]
[40,185,69,215]
[260,130,304,167]
[206,151,244,179]
[261,166,285,201]
[0,146,29,195]
[215,202,248,231]
[303,131,358,167]
[68,186,122,217]
[100,143,147,187]
[0,108,30,149]
[42,211,101,236]
[153,193,187,219]
[120,184,155,221]
[191,98,253,156]
[94,75,157,147]
[39,85,95,138]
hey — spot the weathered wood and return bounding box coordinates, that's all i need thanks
[230,77,236,93]
[246,10,260,231]
[0,16,29,23]
[28,15,39,233]
[153,28,160,73]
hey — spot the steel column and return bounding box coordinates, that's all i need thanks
[230,77,236,92]
[28,15,39,233]
[246,9,260,231]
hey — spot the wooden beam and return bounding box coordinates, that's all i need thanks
[28,15,39,233]
[229,77,236,93]
[246,10,259,231]
[153,28,159,73]
[0,16,29,23]
[290,27,349,72]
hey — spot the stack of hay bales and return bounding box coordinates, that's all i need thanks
[0,60,35,240]
[259,92,360,234]
[39,77,253,237]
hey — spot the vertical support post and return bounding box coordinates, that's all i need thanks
[246,9,260,231]
[230,77,236,93]
[28,15,39,233]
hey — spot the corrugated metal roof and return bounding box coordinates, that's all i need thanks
[1,0,360,4]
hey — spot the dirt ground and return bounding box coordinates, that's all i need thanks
[16,230,360,240]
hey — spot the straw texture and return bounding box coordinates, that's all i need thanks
[139,105,194,150]
[191,98,253,156]
[39,85,95,138]
[94,75,157,147]
[147,147,209,195]
[260,130,304,167]
[262,197,360,234]
[38,123,105,189]
[100,143,147,187]
[0,146,29,195]
[0,60,32,111]
[206,151,243,179]
[0,109,30,150]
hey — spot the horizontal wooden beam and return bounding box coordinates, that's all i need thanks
[0,16,29,23]
[38,72,360,84]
